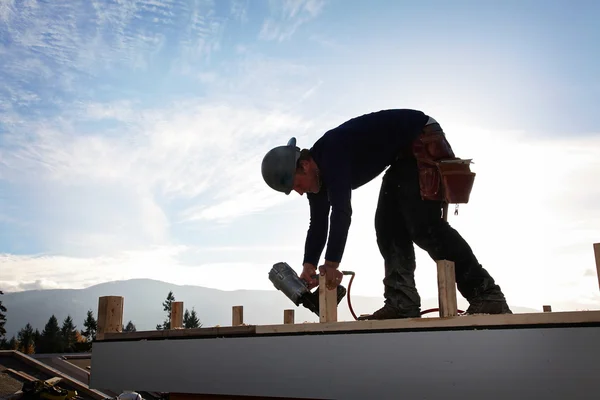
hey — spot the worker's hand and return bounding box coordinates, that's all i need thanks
[319,263,343,290]
[300,263,318,290]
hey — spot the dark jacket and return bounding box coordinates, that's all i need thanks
[303,109,429,266]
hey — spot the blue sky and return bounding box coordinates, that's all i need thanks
[1,0,599,312]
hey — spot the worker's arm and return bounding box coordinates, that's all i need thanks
[300,189,330,288]
[322,149,353,267]
[314,154,351,290]
[303,189,330,266]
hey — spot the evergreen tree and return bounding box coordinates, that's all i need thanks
[17,323,35,354]
[0,290,7,339]
[156,291,175,330]
[82,310,97,342]
[123,321,136,332]
[183,308,201,328]
[39,315,63,353]
[61,316,78,352]
[33,329,42,351]
[8,335,17,350]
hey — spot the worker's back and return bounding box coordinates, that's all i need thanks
[310,109,429,190]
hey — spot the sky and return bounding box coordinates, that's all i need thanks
[1,0,599,312]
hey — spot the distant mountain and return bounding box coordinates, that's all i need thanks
[0,278,542,338]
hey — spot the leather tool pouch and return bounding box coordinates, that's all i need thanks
[411,124,475,204]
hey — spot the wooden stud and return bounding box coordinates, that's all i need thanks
[543,305,552,312]
[318,273,337,323]
[436,260,458,317]
[96,296,124,341]
[284,309,295,324]
[594,243,600,291]
[232,306,244,326]
[171,301,184,329]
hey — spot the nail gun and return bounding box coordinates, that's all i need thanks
[268,262,358,319]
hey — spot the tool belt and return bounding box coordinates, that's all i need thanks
[411,122,476,204]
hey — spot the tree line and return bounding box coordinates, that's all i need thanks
[0,290,201,354]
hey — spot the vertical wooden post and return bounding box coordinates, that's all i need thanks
[284,309,295,324]
[171,301,184,328]
[437,260,458,317]
[543,305,552,312]
[232,306,243,326]
[319,274,337,323]
[96,296,124,341]
[594,243,600,291]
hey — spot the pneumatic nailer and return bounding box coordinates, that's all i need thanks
[268,261,351,317]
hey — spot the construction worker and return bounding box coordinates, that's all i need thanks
[261,109,512,319]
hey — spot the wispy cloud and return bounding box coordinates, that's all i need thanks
[259,0,325,41]
[0,0,223,113]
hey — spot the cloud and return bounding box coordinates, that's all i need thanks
[0,246,188,292]
[230,0,249,23]
[0,0,222,113]
[0,244,295,293]
[259,0,325,41]
[0,92,326,255]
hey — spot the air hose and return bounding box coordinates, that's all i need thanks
[342,271,465,320]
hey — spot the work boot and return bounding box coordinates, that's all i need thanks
[357,303,421,320]
[466,299,512,315]
[465,287,512,315]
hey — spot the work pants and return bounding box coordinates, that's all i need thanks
[374,145,504,316]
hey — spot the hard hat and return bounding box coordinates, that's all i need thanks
[261,137,301,195]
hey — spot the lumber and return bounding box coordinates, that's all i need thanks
[283,309,294,324]
[96,296,123,341]
[97,310,600,341]
[99,325,256,341]
[171,301,184,328]
[318,273,337,323]
[436,259,457,317]
[232,305,244,326]
[5,368,37,382]
[255,310,600,335]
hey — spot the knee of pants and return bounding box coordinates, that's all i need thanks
[409,222,445,250]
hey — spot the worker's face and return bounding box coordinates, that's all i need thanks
[292,161,320,195]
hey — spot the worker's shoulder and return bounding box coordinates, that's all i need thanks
[339,108,426,125]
